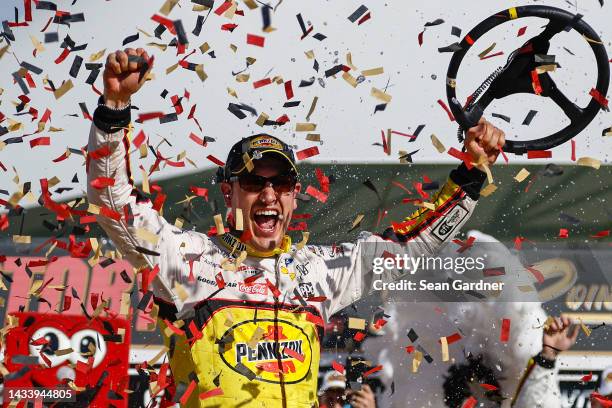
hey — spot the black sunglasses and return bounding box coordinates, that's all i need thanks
[231,173,297,193]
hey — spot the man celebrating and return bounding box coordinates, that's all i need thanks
[88,47,505,406]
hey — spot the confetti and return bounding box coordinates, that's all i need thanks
[576,157,601,169]
[296,146,319,160]
[247,34,265,47]
[500,318,511,342]
[371,87,392,103]
[527,150,552,159]
[514,168,530,182]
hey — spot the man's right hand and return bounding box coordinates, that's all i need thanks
[103,48,153,108]
[542,315,580,360]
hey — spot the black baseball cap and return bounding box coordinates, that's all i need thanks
[216,134,298,182]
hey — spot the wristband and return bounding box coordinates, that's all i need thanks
[533,352,556,369]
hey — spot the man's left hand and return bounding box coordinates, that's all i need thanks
[464,117,505,171]
[349,384,377,408]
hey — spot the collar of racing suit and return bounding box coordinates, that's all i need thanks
[219,232,292,258]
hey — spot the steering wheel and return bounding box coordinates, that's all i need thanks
[446,5,609,155]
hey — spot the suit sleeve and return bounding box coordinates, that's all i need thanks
[87,101,211,310]
[512,356,561,408]
[324,164,486,316]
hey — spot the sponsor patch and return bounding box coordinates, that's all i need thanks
[431,204,468,241]
[249,136,283,150]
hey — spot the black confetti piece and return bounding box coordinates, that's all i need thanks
[119,270,132,283]
[407,328,418,342]
[374,103,387,114]
[174,20,188,45]
[44,32,59,43]
[299,77,315,87]
[137,291,153,311]
[399,149,419,163]
[159,113,179,124]
[135,246,160,256]
[362,179,381,201]
[348,5,368,23]
[425,18,444,27]
[313,33,327,41]
[122,32,139,46]
[193,15,205,36]
[451,26,462,37]
[438,43,462,53]
[325,64,345,77]
[36,1,57,10]
[20,61,43,75]
[69,55,83,78]
[283,100,300,108]
[522,110,538,125]
[235,362,257,380]
[491,113,511,123]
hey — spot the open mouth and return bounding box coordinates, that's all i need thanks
[252,209,281,234]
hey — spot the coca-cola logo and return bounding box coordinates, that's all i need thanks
[238,282,268,295]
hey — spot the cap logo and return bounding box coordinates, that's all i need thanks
[250,136,283,150]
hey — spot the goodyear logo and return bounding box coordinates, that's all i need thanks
[249,136,283,150]
[220,319,312,384]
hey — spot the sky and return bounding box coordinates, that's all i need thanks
[0,0,610,203]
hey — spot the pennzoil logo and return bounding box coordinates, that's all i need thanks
[219,319,312,384]
[249,136,283,150]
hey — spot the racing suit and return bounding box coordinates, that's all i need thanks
[87,103,486,407]
[512,353,561,407]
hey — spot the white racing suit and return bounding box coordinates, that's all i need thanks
[87,103,486,407]
[512,354,561,408]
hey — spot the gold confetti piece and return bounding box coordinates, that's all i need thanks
[199,42,210,54]
[0,141,5,151]
[412,351,423,373]
[221,251,247,271]
[174,282,189,302]
[342,71,358,88]
[306,96,319,122]
[0,45,9,60]
[248,327,265,349]
[386,129,392,156]
[273,76,284,84]
[305,50,315,59]
[192,4,208,11]
[243,0,258,9]
[139,143,148,159]
[118,291,130,316]
[351,214,365,230]
[147,346,170,366]
[419,202,436,211]
[579,319,592,337]
[89,48,106,62]
[87,203,100,214]
[54,79,74,99]
[13,235,31,244]
[348,317,366,330]
[214,214,225,236]
[296,123,317,132]
[235,208,244,231]
[48,176,61,188]
[137,28,153,38]
[536,64,557,74]
[518,285,535,292]
[371,87,392,103]
[227,87,238,98]
[346,52,357,70]
[577,157,601,169]
[24,191,36,204]
[479,183,497,197]
[255,112,269,127]
[603,127,612,137]
[177,151,187,161]
[478,42,496,59]
[242,152,254,173]
[230,44,238,53]
[514,168,530,182]
[440,336,449,362]
[430,134,446,153]
[174,217,184,228]
[296,232,310,250]
[224,2,237,18]
[148,43,168,51]
[136,228,160,245]
[30,35,45,53]
[481,163,493,184]
[361,67,384,76]
[159,0,179,15]
[306,133,320,142]
[166,62,179,74]
[8,119,23,132]
[49,126,64,132]
[196,64,208,82]
[141,167,150,194]
[583,34,603,44]
[235,73,250,82]
[67,381,86,392]
[8,191,24,207]
[224,311,234,327]
[29,280,44,295]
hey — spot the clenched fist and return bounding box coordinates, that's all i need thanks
[464,118,505,170]
[103,48,154,108]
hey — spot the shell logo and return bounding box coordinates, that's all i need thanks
[219,318,312,384]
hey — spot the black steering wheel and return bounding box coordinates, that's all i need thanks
[446,5,609,155]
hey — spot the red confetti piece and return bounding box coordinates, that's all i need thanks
[527,150,552,159]
[221,23,238,31]
[462,397,477,408]
[296,146,319,160]
[199,387,223,400]
[88,145,112,160]
[54,48,71,64]
[315,168,330,193]
[25,0,32,22]
[306,312,324,327]
[100,205,122,221]
[305,185,328,203]
[531,69,543,95]
[500,318,511,342]
[332,360,345,374]
[526,266,545,283]
[180,380,197,405]
[206,155,225,166]
[591,393,612,408]
[446,332,463,345]
[437,99,455,121]
[413,182,429,200]
[151,14,176,34]
[517,26,527,36]
[417,30,425,46]
[214,1,232,15]
[239,229,252,242]
[581,372,593,382]
[558,228,569,239]
[30,136,50,148]
[283,346,305,362]
[448,147,474,169]
[165,159,185,168]
[0,214,9,231]
[483,267,505,277]
[163,319,185,336]
[390,130,417,140]
[90,177,115,189]
[480,383,498,391]
[498,144,509,164]
[591,229,610,238]
[266,278,281,298]
[465,35,474,45]
[589,88,609,109]
[79,215,97,224]
[363,365,382,377]
[381,129,389,154]
[137,112,165,123]
[405,345,415,353]
[284,80,294,100]
[275,114,290,124]
[51,150,70,163]
[571,139,576,161]
[190,186,209,200]
[354,331,366,341]
[247,33,265,47]
[215,272,226,289]
[452,236,476,253]
[357,11,371,25]
[189,133,206,146]
[253,78,272,89]
[480,51,504,60]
